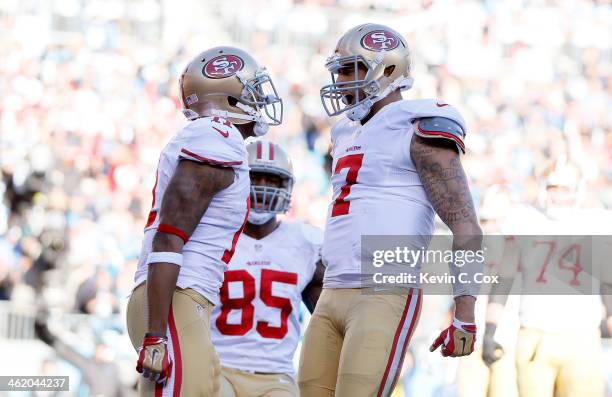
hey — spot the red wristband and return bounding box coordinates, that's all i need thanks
[157,224,189,244]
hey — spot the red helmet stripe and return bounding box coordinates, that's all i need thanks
[269,142,275,160]
[256,141,262,159]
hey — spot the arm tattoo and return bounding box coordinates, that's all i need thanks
[154,160,234,250]
[410,135,479,232]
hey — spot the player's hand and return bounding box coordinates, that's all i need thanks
[136,333,173,385]
[430,318,476,357]
[482,334,504,366]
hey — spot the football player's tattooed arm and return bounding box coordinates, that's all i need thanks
[410,135,483,322]
[147,160,234,334]
[302,260,325,313]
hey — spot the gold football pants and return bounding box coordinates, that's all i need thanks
[219,366,297,397]
[515,327,603,397]
[127,283,221,397]
[298,288,422,397]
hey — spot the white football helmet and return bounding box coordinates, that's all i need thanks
[246,140,294,224]
[539,155,583,211]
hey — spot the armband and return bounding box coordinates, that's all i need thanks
[157,224,189,244]
[146,252,183,267]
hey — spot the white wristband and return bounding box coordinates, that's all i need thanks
[146,252,183,267]
[453,317,474,328]
[453,317,476,333]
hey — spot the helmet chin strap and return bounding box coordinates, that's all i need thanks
[200,107,270,136]
[346,76,414,122]
[347,99,374,121]
[211,106,260,122]
[233,103,269,136]
[248,211,275,225]
[182,108,201,120]
[253,122,269,136]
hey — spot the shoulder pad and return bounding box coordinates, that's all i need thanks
[414,117,466,154]
[329,119,353,153]
[178,117,246,167]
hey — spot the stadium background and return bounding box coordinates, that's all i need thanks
[0,0,610,395]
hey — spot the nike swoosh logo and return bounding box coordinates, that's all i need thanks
[436,102,449,107]
[212,126,229,138]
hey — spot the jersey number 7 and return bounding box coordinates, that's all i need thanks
[216,269,298,339]
[331,153,364,217]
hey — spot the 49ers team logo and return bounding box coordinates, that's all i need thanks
[203,55,244,79]
[360,30,400,51]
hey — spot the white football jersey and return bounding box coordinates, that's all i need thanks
[502,206,610,332]
[211,221,322,376]
[134,116,250,305]
[322,99,467,288]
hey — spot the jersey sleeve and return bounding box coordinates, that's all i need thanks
[177,117,246,168]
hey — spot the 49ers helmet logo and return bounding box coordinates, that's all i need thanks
[203,55,244,79]
[361,30,400,51]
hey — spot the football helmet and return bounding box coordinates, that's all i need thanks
[246,140,294,224]
[320,23,413,121]
[179,46,282,135]
[539,154,583,210]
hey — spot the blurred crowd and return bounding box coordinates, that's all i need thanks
[0,0,610,395]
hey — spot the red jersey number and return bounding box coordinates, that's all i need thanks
[216,270,256,336]
[532,240,583,286]
[331,153,364,217]
[216,269,298,339]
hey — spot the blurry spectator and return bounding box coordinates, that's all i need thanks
[75,267,118,316]
[34,311,129,396]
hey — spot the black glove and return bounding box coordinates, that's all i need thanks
[482,323,504,367]
[34,308,56,346]
[601,318,611,339]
